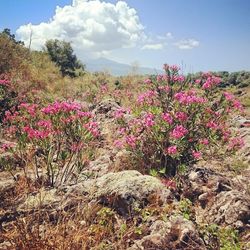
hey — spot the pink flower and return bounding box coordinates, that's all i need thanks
[41,101,82,115]
[199,138,209,145]
[206,121,219,130]
[224,92,234,101]
[125,135,137,148]
[175,112,188,122]
[19,103,38,117]
[37,120,52,129]
[162,113,173,124]
[202,76,221,89]
[0,79,10,86]
[170,65,180,72]
[143,112,155,127]
[0,142,15,152]
[170,125,188,139]
[23,126,50,140]
[192,150,202,159]
[171,75,185,82]
[158,85,170,93]
[166,145,178,155]
[174,91,206,105]
[77,111,92,118]
[228,137,244,150]
[156,75,163,82]
[195,79,201,84]
[232,99,243,111]
[137,90,157,105]
[113,108,130,119]
[144,78,152,84]
[84,121,99,137]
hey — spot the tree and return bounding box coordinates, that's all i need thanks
[1,28,24,45]
[45,39,85,77]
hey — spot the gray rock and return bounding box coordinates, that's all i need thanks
[64,170,173,216]
[128,216,206,250]
[92,99,121,116]
[204,190,250,227]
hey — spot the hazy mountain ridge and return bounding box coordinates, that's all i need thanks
[86,57,163,75]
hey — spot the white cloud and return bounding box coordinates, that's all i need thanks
[156,32,173,41]
[174,38,200,50]
[16,0,145,59]
[141,43,164,50]
[166,32,173,39]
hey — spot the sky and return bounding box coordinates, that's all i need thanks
[1,0,250,72]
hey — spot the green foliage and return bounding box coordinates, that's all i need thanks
[177,198,193,220]
[45,39,85,77]
[200,224,242,250]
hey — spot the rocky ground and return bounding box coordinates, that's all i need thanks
[0,100,249,250]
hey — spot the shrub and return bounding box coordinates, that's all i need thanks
[2,100,99,187]
[114,64,244,176]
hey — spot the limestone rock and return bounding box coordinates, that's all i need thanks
[64,170,173,216]
[128,216,206,250]
[204,190,250,228]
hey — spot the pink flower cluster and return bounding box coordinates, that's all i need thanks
[223,92,243,111]
[228,137,244,150]
[162,112,173,124]
[137,90,157,105]
[175,112,188,122]
[125,135,137,148]
[206,121,219,130]
[4,110,19,122]
[202,75,221,89]
[0,79,10,86]
[113,108,130,119]
[41,101,82,115]
[84,121,99,137]
[170,125,188,139]
[36,120,52,129]
[169,65,180,72]
[0,142,15,152]
[171,75,185,82]
[23,126,51,140]
[19,103,39,117]
[166,145,178,155]
[158,85,170,93]
[156,74,169,82]
[174,91,206,105]
[143,112,155,127]
[192,150,202,159]
[199,138,209,145]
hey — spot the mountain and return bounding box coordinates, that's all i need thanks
[85,57,163,76]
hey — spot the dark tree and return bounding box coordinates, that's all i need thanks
[45,39,84,77]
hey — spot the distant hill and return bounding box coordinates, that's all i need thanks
[85,57,163,76]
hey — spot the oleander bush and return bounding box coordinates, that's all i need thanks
[1,98,99,186]
[114,64,244,176]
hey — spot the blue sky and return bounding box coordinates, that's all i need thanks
[1,0,250,72]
